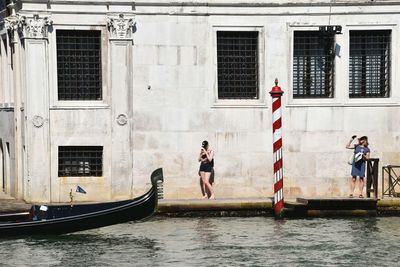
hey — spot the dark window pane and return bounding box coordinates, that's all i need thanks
[58,146,103,177]
[56,30,102,101]
[0,1,6,11]
[293,31,335,98]
[349,30,391,98]
[217,31,259,99]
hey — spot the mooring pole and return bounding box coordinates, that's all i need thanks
[270,78,284,217]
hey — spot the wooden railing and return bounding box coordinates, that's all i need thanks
[366,158,379,199]
[382,165,400,198]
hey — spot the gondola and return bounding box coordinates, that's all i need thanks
[0,168,163,237]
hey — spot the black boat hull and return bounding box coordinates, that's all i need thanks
[0,168,163,237]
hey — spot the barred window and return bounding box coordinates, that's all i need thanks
[349,30,391,98]
[293,31,335,98]
[57,30,102,101]
[58,146,103,177]
[217,31,259,99]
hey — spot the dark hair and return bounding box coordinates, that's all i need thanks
[359,136,369,147]
[201,140,208,149]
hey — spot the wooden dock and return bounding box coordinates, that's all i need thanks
[285,197,378,217]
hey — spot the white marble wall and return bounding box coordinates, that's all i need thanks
[2,1,400,202]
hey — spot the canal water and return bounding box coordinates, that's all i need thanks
[1,217,400,266]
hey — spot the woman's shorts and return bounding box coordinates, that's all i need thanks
[199,163,212,173]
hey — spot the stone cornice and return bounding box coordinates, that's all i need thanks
[135,0,400,7]
[17,0,400,7]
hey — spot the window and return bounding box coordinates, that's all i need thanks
[56,30,102,101]
[58,146,103,177]
[217,31,259,99]
[349,30,391,98]
[293,31,335,98]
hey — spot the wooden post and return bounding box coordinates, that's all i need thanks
[270,79,284,217]
[366,158,379,199]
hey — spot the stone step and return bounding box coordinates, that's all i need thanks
[0,191,31,214]
[0,191,14,200]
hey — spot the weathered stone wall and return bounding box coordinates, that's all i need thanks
[2,0,399,202]
[129,5,400,199]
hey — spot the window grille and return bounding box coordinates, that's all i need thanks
[58,146,103,177]
[349,30,391,98]
[56,30,102,101]
[293,31,335,98]
[217,31,259,99]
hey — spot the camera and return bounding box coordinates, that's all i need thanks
[201,140,208,150]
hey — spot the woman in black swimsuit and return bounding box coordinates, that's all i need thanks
[198,140,215,199]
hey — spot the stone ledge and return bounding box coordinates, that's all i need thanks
[0,200,32,214]
[377,198,400,207]
[157,198,273,216]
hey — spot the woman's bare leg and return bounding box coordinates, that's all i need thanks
[359,177,365,196]
[200,172,208,198]
[350,176,356,196]
[203,172,215,199]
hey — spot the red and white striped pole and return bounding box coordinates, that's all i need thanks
[270,78,284,217]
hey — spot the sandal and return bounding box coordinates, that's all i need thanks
[202,195,208,199]
[359,195,363,198]
[349,194,353,198]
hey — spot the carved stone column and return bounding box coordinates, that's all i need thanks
[4,3,24,199]
[107,13,135,198]
[19,13,52,202]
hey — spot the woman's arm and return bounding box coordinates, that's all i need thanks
[345,139,355,150]
[206,150,214,162]
[198,151,204,162]
[364,152,370,160]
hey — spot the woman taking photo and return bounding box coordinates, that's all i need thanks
[346,136,370,198]
[198,140,215,199]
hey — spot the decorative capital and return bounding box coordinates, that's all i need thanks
[20,13,52,39]
[4,14,24,43]
[4,15,23,32]
[107,14,135,40]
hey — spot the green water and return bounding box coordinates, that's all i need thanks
[1,217,400,266]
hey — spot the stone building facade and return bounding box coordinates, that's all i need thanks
[0,0,399,203]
